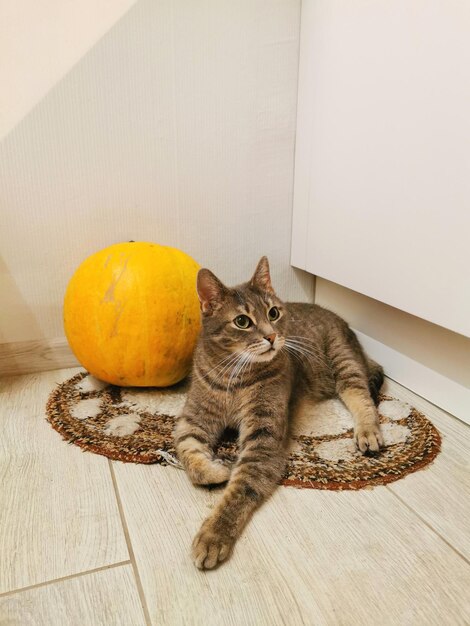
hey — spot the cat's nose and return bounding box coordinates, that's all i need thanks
[264,333,277,345]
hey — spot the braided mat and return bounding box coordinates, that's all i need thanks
[46,371,441,491]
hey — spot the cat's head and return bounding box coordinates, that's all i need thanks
[196,257,287,362]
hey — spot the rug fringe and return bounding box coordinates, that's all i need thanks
[157,450,183,469]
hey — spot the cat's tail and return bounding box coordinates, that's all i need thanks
[367,359,384,405]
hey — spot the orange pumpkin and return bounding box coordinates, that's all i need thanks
[64,242,201,386]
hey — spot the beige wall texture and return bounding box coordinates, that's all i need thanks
[1,0,310,349]
[315,278,470,389]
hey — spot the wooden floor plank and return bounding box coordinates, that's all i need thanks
[0,369,129,594]
[114,462,470,626]
[0,565,146,626]
[383,378,470,560]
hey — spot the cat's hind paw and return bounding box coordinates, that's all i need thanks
[188,458,231,486]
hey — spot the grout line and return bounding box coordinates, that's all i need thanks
[386,487,470,567]
[0,560,131,599]
[108,460,152,626]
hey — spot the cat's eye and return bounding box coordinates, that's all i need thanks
[268,306,280,321]
[234,315,252,329]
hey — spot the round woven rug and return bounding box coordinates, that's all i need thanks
[46,371,441,491]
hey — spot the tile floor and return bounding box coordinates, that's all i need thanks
[0,368,469,625]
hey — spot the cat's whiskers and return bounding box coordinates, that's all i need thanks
[228,342,265,386]
[285,338,333,372]
[200,351,241,382]
[206,343,262,391]
[287,335,328,351]
[211,354,245,387]
[226,349,253,395]
[286,336,331,362]
[236,351,254,385]
[282,344,304,369]
[201,353,240,384]
[284,344,323,371]
[206,350,253,390]
[287,336,330,360]
[285,339,328,363]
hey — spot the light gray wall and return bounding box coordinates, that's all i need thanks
[0,0,310,347]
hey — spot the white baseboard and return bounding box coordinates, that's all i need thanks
[0,337,79,377]
[355,329,470,426]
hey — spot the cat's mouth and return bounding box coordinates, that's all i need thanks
[255,343,282,361]
[254,349,278,362]
[247,338,284,362]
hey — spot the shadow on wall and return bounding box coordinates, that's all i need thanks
[0,256,77,376]
[291,267,315,303]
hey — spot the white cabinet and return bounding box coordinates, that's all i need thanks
[292,0,470,338]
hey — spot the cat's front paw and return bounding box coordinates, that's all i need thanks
[192,519,234,570]
[355,422,384,453]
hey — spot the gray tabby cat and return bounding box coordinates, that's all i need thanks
[174,257,384,569]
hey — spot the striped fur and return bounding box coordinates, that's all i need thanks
[174,257,384,569]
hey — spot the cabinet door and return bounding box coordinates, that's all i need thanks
[292,0,470,338]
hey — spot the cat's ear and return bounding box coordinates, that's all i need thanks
[197,269,227,315]
[250,256,274,294]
